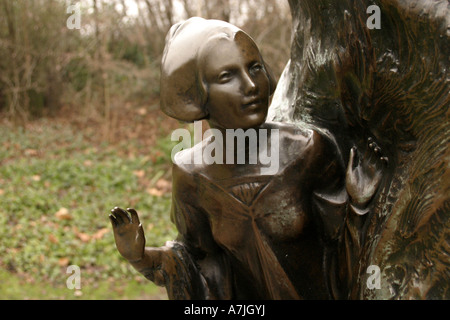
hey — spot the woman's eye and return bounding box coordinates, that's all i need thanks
[250,63,263,73]
[218,71,232,83]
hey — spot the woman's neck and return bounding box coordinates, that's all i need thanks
[206,121,267,164]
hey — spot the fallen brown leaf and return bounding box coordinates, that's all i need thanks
[24,149,38,156]
[76,232,91,243]
[133,170,145,178]
[55,207,72,220]
[58,257,70,266]
[48,234,59,244]
[155,178,172,192]
[92,228,109,240]
[137,107,147,115]
[83,160,93,167]
[146,187,164,197]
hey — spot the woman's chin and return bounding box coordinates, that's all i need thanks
[239,112,267,130]
[209,109,268,130]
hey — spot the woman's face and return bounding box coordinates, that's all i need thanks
[201,32,271,130]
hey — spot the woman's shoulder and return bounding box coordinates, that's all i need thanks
[264,121,337,149]
[172,141,216,193]
[263,121,319,152]
[264,121,343,175]
[172,139,211,172]
[263,121,317,143]
[172,147,201,178]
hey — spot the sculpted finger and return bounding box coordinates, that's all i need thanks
[109,214,118,227]
[374,146,381,156]
[372,145,389,168]
[111,207,124,224]
[127,208,141,225]
[349,146,359,169]
[365,137,374,159]
[112,207,131,224]
[368,140,379,164]
[346,147,358,185]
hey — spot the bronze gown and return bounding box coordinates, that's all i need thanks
[156,122,358,299]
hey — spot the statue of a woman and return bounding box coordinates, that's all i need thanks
[109,17,386,299]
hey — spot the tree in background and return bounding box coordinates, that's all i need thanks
[0,0,291,124]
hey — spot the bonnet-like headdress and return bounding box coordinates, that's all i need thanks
[160,17,276,122]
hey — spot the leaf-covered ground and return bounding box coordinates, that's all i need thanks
[0,106,185,299]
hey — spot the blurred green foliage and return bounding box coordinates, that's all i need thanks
[0,119,177,299]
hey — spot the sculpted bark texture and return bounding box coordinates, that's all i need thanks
[268,0,449,299]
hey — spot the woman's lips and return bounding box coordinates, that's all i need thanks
[242,98,262,110]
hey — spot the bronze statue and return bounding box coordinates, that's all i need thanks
[109,17,389,299]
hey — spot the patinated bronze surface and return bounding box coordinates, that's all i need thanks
[269,0,449,299]
[110,0,449,300]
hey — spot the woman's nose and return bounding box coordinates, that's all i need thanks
[241,71,257,95]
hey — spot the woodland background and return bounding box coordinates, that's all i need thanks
[0,0,291,299]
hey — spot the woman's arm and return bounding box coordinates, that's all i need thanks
[109,203,230,299]
[110,162,233,299]
[167,163,234,299]
[109,207,168,286]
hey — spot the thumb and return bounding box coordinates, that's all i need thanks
[347,146,358,173]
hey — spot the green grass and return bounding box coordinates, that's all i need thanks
[0,268,167,300]
[0,117,179,299]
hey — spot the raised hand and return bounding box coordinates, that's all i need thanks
[346,138,388,212]
[109,207,146,262]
